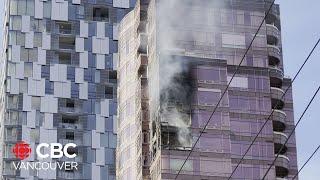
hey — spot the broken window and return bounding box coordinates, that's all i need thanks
[161,124,192,150]
[93,6,109,21]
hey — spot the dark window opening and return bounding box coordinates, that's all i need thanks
[59,36,75,50]
[143,131,148,143]
[93,6,109,21]
[62,116,78,124]
[109,71,117,81]
[105,86,113,99]
[66,99,75,108]
[59,52,71,64]
[66,132,75,140]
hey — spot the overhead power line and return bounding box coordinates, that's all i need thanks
[229,37,320,180]
[173,0,320,178]
[293,145,320,180]
[174,0,277,178]
[261,85,320,179]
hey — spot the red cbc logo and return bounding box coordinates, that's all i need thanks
[12,141,32,160]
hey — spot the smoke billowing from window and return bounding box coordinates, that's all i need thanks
[154,0,225,147]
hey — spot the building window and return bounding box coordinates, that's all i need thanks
[34,32,42,47]
[43,1,51,18]
[59,52,72,64]
[105,86,113,99]
[31,19,44,32]
[19,79,28,93]
[20,48,38,62]
[7,62,16,76]
[57,22,72,34]
[9,16,22,30]
[31,97,41,110]
[65,132,75,140]
[59,36,75,50]
[66,99,75,108]
[109,71,117,82]
[7,95,19,109]
[169,159,193,171]
[62,116,78,124]
[9,31,25,46]
[93,6,109,21]
[24,63,33,77]
[222,33,246,49]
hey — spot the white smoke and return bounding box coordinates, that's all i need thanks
[153,0,225,147]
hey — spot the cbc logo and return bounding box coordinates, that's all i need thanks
[36,143,77,159]
[13,142,77,160]
[12,141,32,160]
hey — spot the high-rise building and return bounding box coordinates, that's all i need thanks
[0,0,136,179]
[117,0,298,179]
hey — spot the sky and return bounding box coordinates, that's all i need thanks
[276,0,320,179]
[0,0,319,179]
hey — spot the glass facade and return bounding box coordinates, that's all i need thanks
[1,0,135,179]
[117,0,298,180]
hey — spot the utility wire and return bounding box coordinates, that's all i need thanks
[174,0,276,179]
[261,85,320,179]
[228,37,320,180]
[292,145,320,180]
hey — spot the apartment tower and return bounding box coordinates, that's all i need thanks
[0,0,136,179]
[117,0,298,179]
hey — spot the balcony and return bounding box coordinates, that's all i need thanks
[275,155,290,178]
[272,110,286,132]
[59,123,83,130]
[267,25,280,43]
[271,87,285,109]
[266,10,281,30]
[138,33,148,54]
[267,44,281,60]
[276,178,288,180]
[137,53,148,74]
[269,66,284,88]
[59,107,83,114]
[274,132,288,154]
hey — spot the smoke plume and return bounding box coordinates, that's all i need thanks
[153,0,225,147]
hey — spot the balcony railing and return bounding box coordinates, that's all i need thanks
[271,87,285,109]
[58,123,83,130]
[59,43,75,50]
[274,131,288,141]
[269,66,284,88]
[267,24,280,45]
[272,110,286,132]
[275,154,290,178]
[267,44,281,56]
[138,33,148,54]
[271,87,285,101]
[59,107,83,114]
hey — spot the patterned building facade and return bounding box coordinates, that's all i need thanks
[0,0,136,179]
[117,0,298,180]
